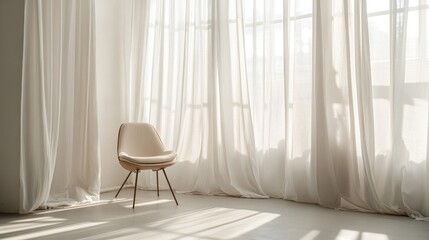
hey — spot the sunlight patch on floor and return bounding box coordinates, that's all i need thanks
[300,230,321,240]
[144,207,279,239]
[124,199,174,208]
[2,221,107,240]
[361,232,390,240]
[34,198,131,215]
[0,217,66,235]
[336,229,390,240]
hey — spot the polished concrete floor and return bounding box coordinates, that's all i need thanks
[0,189,428,240]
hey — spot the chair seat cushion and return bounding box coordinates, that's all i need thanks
[118,150,177,164]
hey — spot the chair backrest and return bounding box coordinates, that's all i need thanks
[117,123,165,158]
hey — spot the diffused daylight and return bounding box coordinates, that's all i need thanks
[1,0,429,239]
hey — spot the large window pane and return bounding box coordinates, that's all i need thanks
[405,11,419,60]
[426,10,429,58]
[272,0,283,20]
[367,0,389,14]
[292,0,312,17]
[293,18,312,67]
[368,15,390,63]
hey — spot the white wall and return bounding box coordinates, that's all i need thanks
[0,0,25,213]
[95,0,132,191]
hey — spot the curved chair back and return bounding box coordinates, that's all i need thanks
[117,123,165,158]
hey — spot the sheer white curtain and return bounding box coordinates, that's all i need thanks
[124,0,266,197]
[20,0,99,213]
[365,0,429,219]
[122,0,429,219]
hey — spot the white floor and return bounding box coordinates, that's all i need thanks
[0,189,428,240]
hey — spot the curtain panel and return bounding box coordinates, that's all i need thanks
[122,0,429,220]
[20,0,99,213]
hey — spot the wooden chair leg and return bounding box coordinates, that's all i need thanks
[115,171,132,198]
[156,170,159,197]
[133,170,139,209]
[162,168,178,206]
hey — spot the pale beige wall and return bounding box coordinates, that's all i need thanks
[0,0,25,213]
[95,0,132,191]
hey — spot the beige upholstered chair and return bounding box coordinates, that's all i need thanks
[115,123,178,208]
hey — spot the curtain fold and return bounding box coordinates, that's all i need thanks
[20,0,99,213]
